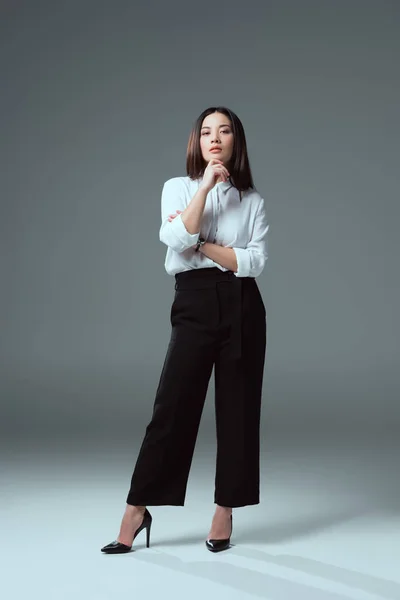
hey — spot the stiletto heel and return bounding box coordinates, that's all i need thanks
[205,513,233,553]
[146,520,151,548]
[101,508,152,554]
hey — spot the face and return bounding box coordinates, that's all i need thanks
[199,112,234,167]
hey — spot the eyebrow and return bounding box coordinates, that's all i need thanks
[201,124,231,129]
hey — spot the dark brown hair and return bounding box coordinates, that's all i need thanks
[186,106,256,201]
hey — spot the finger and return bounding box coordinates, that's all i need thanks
[214,165,229,181]
[219,165,229,179]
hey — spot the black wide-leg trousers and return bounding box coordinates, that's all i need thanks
[126,267,267,508]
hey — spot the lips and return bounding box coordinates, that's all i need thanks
[210,147,222,152]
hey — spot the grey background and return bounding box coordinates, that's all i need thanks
[2,3,400,598]
[1,0,399,446]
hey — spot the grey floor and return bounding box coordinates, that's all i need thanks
[2,431,399,600]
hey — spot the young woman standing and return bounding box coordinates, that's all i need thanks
[101,106,269,554]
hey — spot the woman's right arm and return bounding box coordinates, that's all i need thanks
[179,184,209,234]
[181,159,229,233]
[159,160,229,253]
[159,179,206,253]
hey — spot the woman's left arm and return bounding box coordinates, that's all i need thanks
[200,198,269,276]
[228,197,269,277]
[198,243,238,272]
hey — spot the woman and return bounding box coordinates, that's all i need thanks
[101,106,269,554]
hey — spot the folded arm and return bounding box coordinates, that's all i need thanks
[200,197,269,277]
[159,178,205,253]
[198,243,238,271]
[231,197,269,277]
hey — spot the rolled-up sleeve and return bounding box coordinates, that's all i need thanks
[232,197,269,278]
[159,178,200,253]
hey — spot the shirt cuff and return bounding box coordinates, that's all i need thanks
[232,247,251,277]
[170,214,200,249]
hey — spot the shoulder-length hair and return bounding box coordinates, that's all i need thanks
[186,106,256,201]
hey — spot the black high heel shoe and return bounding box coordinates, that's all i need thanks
[101,508,152,554]
[205,514,233,553]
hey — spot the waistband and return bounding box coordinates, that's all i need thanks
[174,267,255,360]
[174,267,254,290]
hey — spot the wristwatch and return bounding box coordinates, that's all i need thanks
[194,236,206,252]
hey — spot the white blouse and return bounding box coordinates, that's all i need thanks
[159,176,269,278]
